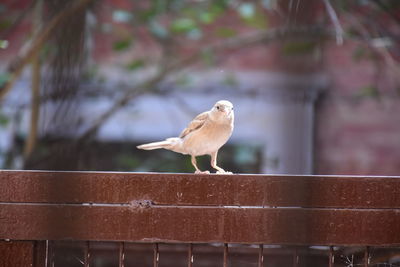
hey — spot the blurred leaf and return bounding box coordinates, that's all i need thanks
[0,72,10,87]
[0,113,9,126]
[112,9,133,23]
[149,21,169,39]
[0,40,8,49]
[242,9,268,29]
[210,0,229,13]
[215,27,237,38]
[357,85,380,99]
[201,49,215,66]
[153,0,167,13]
[138,9,157,23]
[125,59,145,71]
[199,12,215,24]
[113,39,132,52]
[283,41,316,55]
[0,19,12,31]
[181,6,197,18]
[199,1,227,24]
[237,3,268,29]
[170,18,197,33]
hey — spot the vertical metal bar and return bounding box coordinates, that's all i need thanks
[223,243,228,267]
[153,243,159,267]
[188,243,193,267]
[364,246,369,267]
[84,241,90,267]
[292,247,298,267]
[329,246,334,267]
[45,240,49,267]
[258,244,264,267]
[119,242,125,267]
[45,240,55,267]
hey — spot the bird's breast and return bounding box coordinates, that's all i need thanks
[182,120,233,156]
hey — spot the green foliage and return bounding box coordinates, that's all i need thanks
[201,48,215,66]
[112,39,132,51]
[238,2,268,29]
[215,27,237,38]
[282,41,317,55]
[199,12,215,24]
[0,40,8,49]
[0,112,9,126]
[170,18,197,33]
[356,85,380,99]
[0,72,10,87]
[197,1,226,24]
[125,59,145,71]
[0,19,11,31]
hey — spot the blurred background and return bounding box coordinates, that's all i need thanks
[0,0,399,175]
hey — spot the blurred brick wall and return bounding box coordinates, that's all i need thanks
[315,43,400,175]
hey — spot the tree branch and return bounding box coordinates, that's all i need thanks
[24,0,43,158]
[0,0,96,101]
[78,26,330,141]
[323,0,344,45]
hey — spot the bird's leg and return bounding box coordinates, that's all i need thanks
[210,151,232,174]
[191,155,210,174]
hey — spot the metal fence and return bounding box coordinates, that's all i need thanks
[1,170,400,266]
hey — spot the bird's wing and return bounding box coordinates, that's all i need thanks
[179,111,209,138]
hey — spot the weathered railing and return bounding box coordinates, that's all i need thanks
[1,170,400,266]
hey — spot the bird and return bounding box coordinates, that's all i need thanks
[137,100,234,174]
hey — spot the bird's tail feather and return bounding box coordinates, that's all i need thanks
[137,138,178,150]
[137,140,171,150]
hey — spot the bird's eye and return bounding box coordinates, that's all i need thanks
[216,106,220,110]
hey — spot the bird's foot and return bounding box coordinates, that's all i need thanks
[195,170,210,174]
[216,170,233,175]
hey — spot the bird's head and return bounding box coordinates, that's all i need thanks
[210,100,234,122]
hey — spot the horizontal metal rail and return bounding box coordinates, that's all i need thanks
[1,170,400,246]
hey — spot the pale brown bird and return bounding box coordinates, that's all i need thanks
[137,100,234,174]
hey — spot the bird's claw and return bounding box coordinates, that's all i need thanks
[195,170,210,174]
[216,170,233,175]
